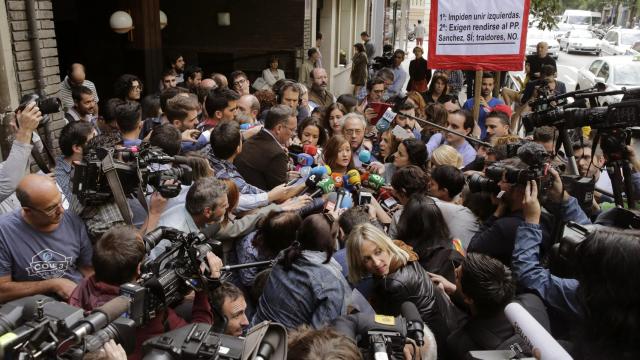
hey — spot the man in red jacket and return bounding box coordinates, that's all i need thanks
[69,226,223,360]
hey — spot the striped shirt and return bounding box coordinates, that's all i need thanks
[59,76,99,110]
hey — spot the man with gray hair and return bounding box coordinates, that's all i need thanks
[235,105,297,190]
[158,177,228,233]
[342,113,378,168]
[237,94,261,123]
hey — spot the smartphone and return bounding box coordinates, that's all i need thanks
[358,192,373,206]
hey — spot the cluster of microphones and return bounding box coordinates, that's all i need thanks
[289,145,397,212]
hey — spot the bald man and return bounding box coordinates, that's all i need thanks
[0,174,93,302]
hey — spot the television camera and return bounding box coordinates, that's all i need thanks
[72,143,193,207]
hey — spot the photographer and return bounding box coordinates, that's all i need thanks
[70,226,222,360]
[0,102,42,214]
[467,158,536,266]
[516,179,640,359]
[429,253,550,358]
[513,169,591,318]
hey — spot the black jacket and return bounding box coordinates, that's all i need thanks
[447,293,550,359]
[374,261,452,359]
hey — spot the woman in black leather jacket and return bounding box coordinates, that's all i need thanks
[346,223,452,359]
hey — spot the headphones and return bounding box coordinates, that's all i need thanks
[276,80,303,105]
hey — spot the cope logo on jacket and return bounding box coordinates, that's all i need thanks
[26,249,72,279]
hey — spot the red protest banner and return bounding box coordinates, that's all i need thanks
[427,0,531,71]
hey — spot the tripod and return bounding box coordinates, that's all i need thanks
[593,129,636,209]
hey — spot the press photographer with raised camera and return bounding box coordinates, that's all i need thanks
[515,179,640,359]
[69,225,223,360]
[0,101,43,215]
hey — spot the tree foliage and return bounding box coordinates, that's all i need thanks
[530,0,561,30]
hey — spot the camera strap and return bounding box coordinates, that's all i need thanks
[102,153,133,225]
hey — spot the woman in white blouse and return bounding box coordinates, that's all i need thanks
[262,56,286,87]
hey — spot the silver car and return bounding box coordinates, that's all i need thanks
[558,30,602,54]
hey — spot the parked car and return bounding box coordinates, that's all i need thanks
[600,29,640,55]
[575,56,640,104]
[526,29,560,59]
[558,30,603,54]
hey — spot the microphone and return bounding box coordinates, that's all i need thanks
[340,192,353,209]
[302,174,322,194]
[346,169,362,190]
[516,142,550,167]
[309,178,335,197]
[375,107,396,133]
[310,164,331,177]
[296,153,315,167]
[504,302,572,360]
[359,150,372,166]
[400,302,424,347]
[335,188,346,209]
[303,144,318,157]
[69,296,130,341]
[331,172,344,188]
[255,329,283,360]
[364,173,385,191]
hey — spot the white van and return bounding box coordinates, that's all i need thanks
[558,10,601,31]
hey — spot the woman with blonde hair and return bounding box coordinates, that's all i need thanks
[430,144,463,168]
[346,223,450,355]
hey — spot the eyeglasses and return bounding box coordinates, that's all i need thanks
[344,129,364,136]
[131,84,143,91]
[26,201,63,217]
[233,78,247,86]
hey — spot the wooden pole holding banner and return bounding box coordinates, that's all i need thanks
[472,70,483,138]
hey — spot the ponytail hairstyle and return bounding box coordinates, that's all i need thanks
[280,213,339,271]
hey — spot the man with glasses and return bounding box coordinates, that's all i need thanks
[235,105,298,190]
[231,71,251,96]
[0,174,93,302]
[343,113,378,168]
[388,49,408,99]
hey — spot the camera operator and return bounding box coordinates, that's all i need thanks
[0,102,42,214]
[467,158,545,266]
[0,174,93,302]
[114,101,143,147]
[55,121,97,205]
[210,282,250,337]
[70,225,222,360]
[515,177,640,359]
[429,253,550,358]
[520,64,566,106]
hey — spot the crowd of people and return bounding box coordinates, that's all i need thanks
[0,35,638,360]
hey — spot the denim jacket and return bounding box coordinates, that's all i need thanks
[252,250,351,329]
[512,196,590,321]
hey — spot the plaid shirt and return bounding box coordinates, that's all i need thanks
[209,155,266,195]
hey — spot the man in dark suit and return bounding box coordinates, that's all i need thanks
[234,105,296,191]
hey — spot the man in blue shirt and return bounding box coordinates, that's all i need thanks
[426,109,477,167]
[0,175,93,302]
[463,72,504,140]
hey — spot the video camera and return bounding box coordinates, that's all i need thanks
[142,321,287,360]
[119,226,223,326]
[0,295,135,360]
[72,143,193,206]
[371,45,394,71]
[332,302,425,360]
